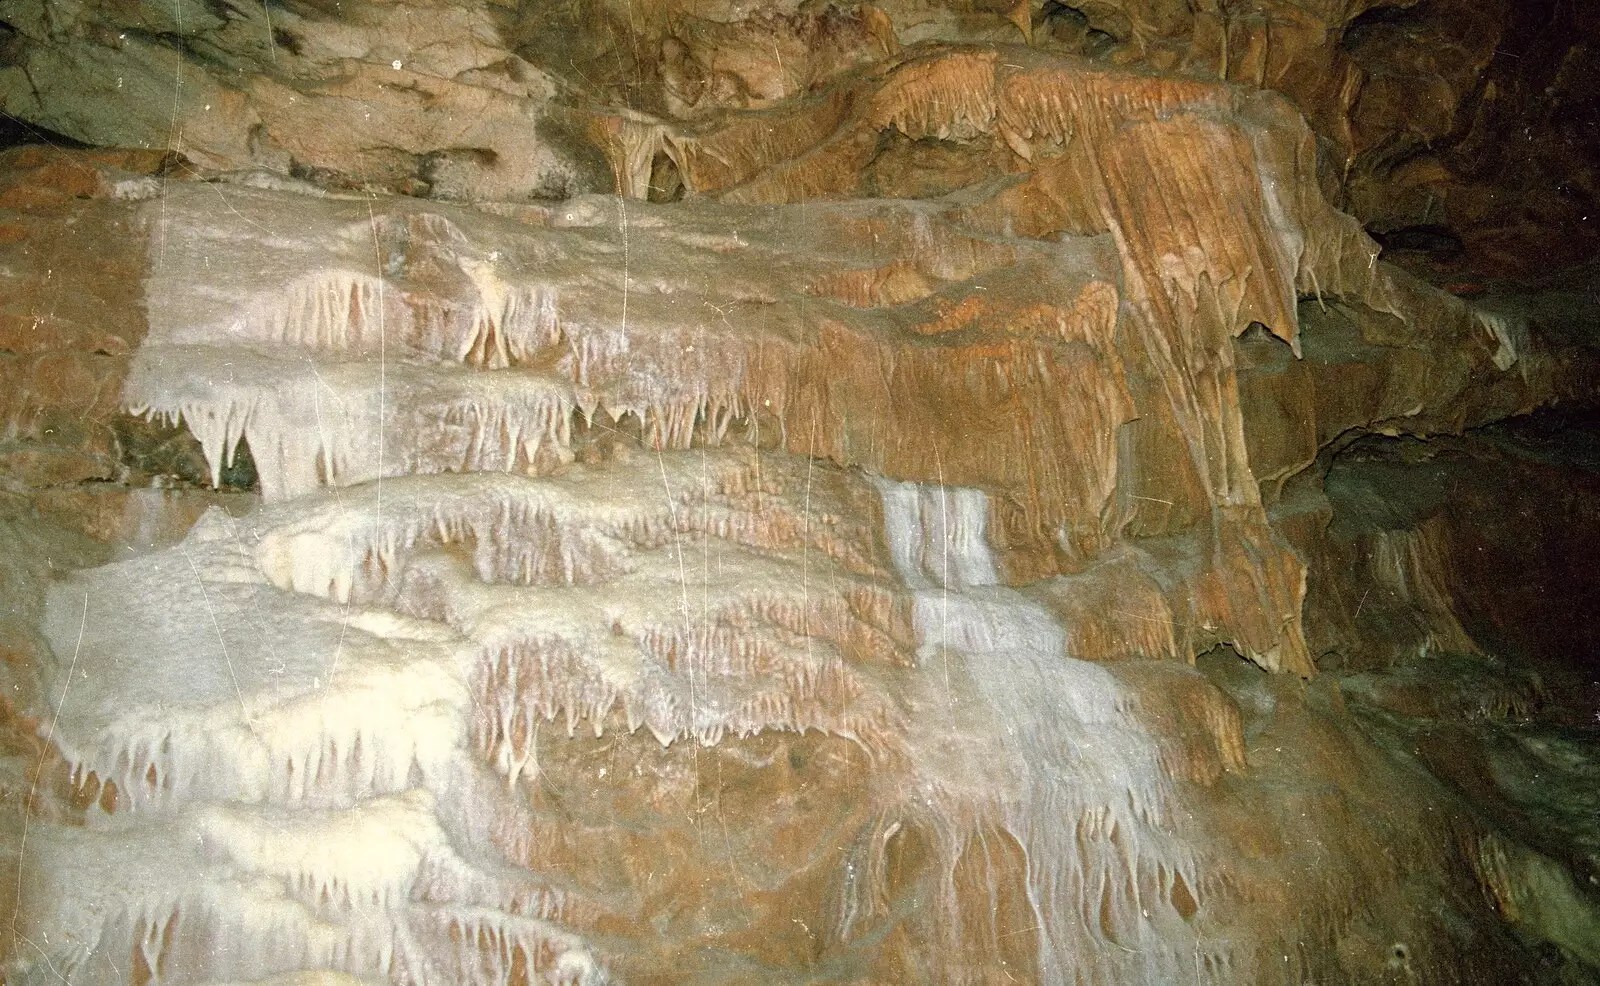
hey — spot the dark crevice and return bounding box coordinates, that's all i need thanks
[1322,403,1600,689]
[1340,0,1432,51]
[0,18,18,66]
[1359,139,1437,181]
[1034,0,1122,52]
[646,150,684,203]
[288,157,402,195]
[112,414,260,493]
[1369,224,1463,260]
[0,111,92,152]
[1082,28,1119,56]
[218,437,260,491]
[271,28,303,57]
[1039,2,1088,28]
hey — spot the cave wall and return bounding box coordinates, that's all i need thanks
[0,1,1598,984]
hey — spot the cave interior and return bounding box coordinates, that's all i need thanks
[1,0,1599,983]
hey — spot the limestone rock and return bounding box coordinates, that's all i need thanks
[0,0,604,198]
[1,0,1599,980]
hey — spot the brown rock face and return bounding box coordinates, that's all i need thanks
[0,2,1598,984]
[0,0,606,199]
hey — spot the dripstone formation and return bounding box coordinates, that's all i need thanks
[1,1,1598,983]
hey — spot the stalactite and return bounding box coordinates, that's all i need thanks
[10,39,1597,980]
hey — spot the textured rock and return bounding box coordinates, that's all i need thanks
[0,146,157,489]
[1,138,1597,980]
[4,0,1594,272]
[1,0,1599,982]
[0,0,605,198]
